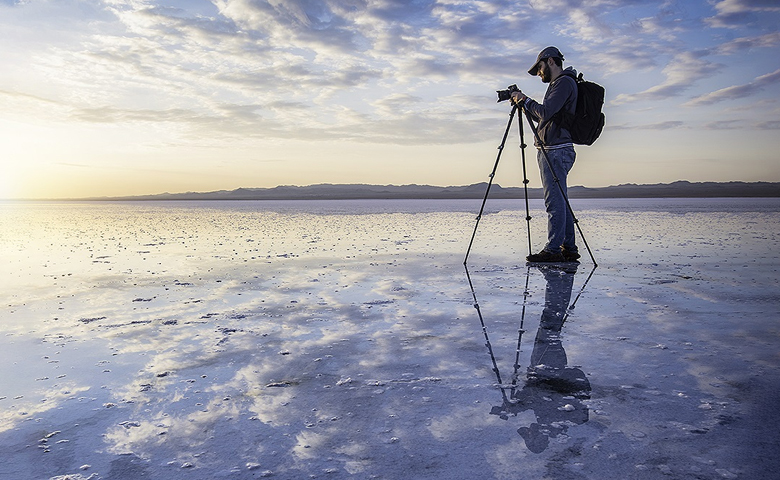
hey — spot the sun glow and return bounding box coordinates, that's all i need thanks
[0,164,17,200]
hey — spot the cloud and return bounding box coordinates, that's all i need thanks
[703,119,743,130]
[68,94,496,145]
[629,6,687,41]
[371,93,423,115]
[1,0,541,146]
[0,88,64,106]
[215,0,369,53]
[705,0,780,28]
[581,39,662,76]
[611,120,685,130]
[714,31,780,55]
[560,5,614,43]
[2,0,780,152]
[613,51,721,104]
[685,68,780,106]
[543,2,699,76]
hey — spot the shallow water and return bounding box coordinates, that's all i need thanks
[1,198,779,479]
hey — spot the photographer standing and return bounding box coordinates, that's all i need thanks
[511,46,580,263]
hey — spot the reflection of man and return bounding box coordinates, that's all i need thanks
[489,265,591,453]
[511,46,580,263]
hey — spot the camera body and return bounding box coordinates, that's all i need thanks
[496,84,519,103]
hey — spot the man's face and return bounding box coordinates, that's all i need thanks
[538,59,551,83]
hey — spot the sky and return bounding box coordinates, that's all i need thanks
[1,0,779,199]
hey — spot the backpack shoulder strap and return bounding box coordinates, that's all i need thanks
[556,70,578,85]
[551,71,578,128]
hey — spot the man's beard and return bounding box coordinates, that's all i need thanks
[540,64,551,83]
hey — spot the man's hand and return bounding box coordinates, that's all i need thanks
[511,91,527,105]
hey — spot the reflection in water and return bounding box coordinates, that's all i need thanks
[466,263,595,453]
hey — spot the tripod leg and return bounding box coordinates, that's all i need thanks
[464,105,519,265]
[520,107,598,266]
[464,264,504,386]
[517,110,533,257]
[511,265,531,390]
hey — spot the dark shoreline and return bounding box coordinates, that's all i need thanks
[10,180,780,202]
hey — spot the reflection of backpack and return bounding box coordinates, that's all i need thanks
[556,73,605,146]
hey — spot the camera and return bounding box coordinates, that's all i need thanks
[496,84,519,103]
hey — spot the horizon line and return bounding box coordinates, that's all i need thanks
[3,180,780,202]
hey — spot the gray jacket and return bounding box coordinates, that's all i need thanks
[525,67,578,147]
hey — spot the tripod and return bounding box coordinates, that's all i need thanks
[464,102,597,267]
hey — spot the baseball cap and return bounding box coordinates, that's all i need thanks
[528,46,564,75]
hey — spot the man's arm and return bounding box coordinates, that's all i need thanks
[524,76,576,125]
[509,91,540,122]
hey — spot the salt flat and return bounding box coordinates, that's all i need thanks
[1,198,778,480]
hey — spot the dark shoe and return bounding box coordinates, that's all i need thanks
[526,249,565,263]
[562,248,581,262]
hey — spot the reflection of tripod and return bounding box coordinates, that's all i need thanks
[466,263,595,401]
[464,103,597,266]
[467,264,595,453]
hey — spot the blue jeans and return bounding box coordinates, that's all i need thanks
[537,146,576,253]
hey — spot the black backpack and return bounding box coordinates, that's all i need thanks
[555,72,605,146]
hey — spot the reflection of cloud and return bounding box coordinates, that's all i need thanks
[428,404,500,441]
[3,202,775,478]
[0,385,90,433]
[104,396,243,458]
[293,430,327,460]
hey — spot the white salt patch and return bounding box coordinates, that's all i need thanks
[715,469,739,479]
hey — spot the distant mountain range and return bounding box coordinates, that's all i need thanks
[87,181,780,201]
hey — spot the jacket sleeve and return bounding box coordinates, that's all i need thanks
[525,75,576,128]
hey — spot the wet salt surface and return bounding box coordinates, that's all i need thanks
[1,198,779,480]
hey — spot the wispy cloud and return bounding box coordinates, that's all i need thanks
[714,31,780,55]
[611,120,686,130]
[703,119,743,130]
[613,51,722,104]
[705,0,780,28]
[4,1,778,133]
[685,69,780,106]
[755,120,780,130]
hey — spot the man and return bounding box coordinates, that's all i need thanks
[511,46,580,263]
